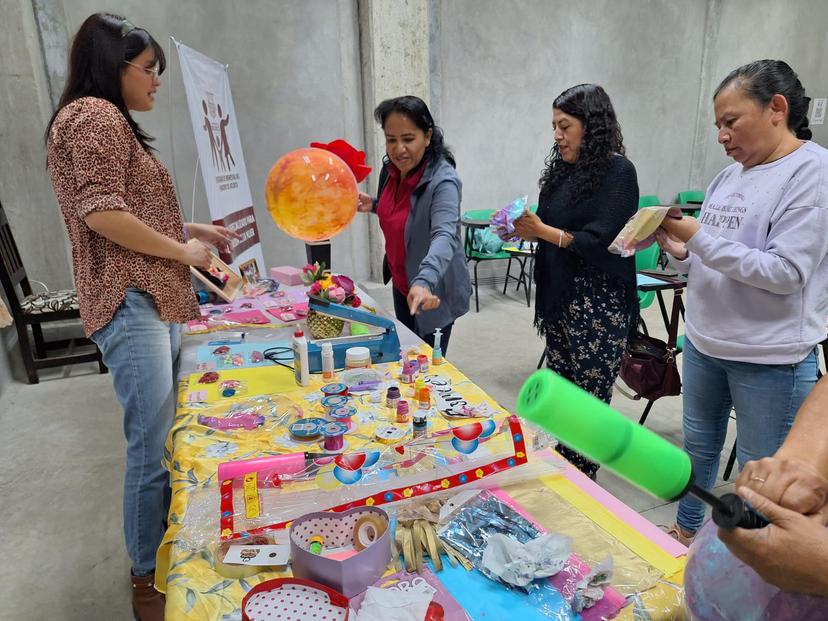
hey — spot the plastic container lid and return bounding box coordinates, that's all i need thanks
[345,346,372,368]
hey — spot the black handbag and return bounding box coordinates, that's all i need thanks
[619,290,682,401]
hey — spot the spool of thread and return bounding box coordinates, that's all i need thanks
[289,418,325,441]
[417,386,431,410]
[321,422,347,451]
[401,361,416,384]
[375,425,407,444]
[417,354,429,374]
[320,395,349,413]
[353,515,387,551]
[396,400,410,423]
[321,383,349,397]
[386,386,401,409]
[329,405,356,429]
[309,535,324,555]
[345,346,372,369]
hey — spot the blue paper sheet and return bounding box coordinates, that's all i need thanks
[432,561,579,621]
[194,341,291,370]
[636,274,669,288]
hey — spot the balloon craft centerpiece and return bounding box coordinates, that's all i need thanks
[265,139,371,267]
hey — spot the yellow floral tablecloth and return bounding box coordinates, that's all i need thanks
[158,340,686,620]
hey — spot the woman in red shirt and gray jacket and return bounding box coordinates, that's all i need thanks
[358,96,472,354]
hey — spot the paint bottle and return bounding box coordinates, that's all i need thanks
[292,328,310,386]
[396,400,410,424]
[386,386,401,410]
[417,386,431,410]
[412,411,427,438]
[432,328,444,366]
[321,342,335,381]
[417,354,429,375]
[401,361,416,384]
[411,375,425,398]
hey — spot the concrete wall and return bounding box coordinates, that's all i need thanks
[691,0,828,188]
[433,0,710,209]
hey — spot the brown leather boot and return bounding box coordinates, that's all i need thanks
[131,572,166,621]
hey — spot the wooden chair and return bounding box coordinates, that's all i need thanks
[0,200,106,383]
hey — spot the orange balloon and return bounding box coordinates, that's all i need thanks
[265,148,358,242]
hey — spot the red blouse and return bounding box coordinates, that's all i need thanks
[377,163,426,296]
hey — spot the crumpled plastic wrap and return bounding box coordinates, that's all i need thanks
[572,557,613,612]
[482,533,571,587]
[490,195,529,242]
[608,206,682,257]
[438,490,541,572]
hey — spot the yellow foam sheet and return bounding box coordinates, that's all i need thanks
[184,365,297,402]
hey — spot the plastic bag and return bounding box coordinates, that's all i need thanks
[489,195,529,242]
[608,206,682,257]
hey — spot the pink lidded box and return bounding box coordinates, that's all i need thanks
[270,266,304,285]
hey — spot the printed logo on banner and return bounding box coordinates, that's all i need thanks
[175,40,266,273]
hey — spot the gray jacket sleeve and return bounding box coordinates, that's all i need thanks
[410,178,462,291]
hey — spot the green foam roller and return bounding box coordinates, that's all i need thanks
[517,369,692,501]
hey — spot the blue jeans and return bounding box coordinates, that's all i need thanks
[91,288,181,575]
[676,337,817,533]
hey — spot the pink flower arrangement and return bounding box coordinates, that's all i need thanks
[301,262,362,308]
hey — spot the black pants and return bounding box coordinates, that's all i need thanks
[543,273,631,479]
[392,287,454,355]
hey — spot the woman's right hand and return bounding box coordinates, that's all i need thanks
[357,192,373,213]
[654,229,688,260]
[178,239,212,269]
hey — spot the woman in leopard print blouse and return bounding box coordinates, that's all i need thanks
[46,13,238,620]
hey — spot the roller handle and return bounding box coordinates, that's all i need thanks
[712,493,770,530]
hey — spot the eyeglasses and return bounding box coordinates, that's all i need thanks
[124,61,160,78]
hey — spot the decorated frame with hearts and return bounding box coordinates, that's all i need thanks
[218,416,529,541]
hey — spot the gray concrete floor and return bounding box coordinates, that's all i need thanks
[0,276,742,619]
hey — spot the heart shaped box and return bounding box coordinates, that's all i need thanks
[289,506,391,598]
[242,577,349,621]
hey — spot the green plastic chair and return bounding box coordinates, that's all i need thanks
[677,190,704,218]
[638,194,662,208]
[635,243,660,311]
[462,208,511,312]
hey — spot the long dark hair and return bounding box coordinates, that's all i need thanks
[538,84,624,201]
[714,60,812,140]
[45,12,166,151]
[373,96,456,168]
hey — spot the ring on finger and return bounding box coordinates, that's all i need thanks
[750,476,766,484]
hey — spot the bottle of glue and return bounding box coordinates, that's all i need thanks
[432,328,444,365]
[293,328,310,386]
[321,342,335,381]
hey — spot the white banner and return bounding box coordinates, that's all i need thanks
[175,40,265,282]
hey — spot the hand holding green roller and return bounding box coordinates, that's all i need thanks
[517,369,768,530]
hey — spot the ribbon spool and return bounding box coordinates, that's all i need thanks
[321,383,349,397]
[320,395,349,413]
[329,405,357,429]
[289,418,327,442]
[321,422,348,451]
[353,515,387,551]
[375,425,407,444]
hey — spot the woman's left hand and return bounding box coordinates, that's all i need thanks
[513,210,545,240]
[186,223,242,254]
[658,215,701,243]
[407,285,440,315]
